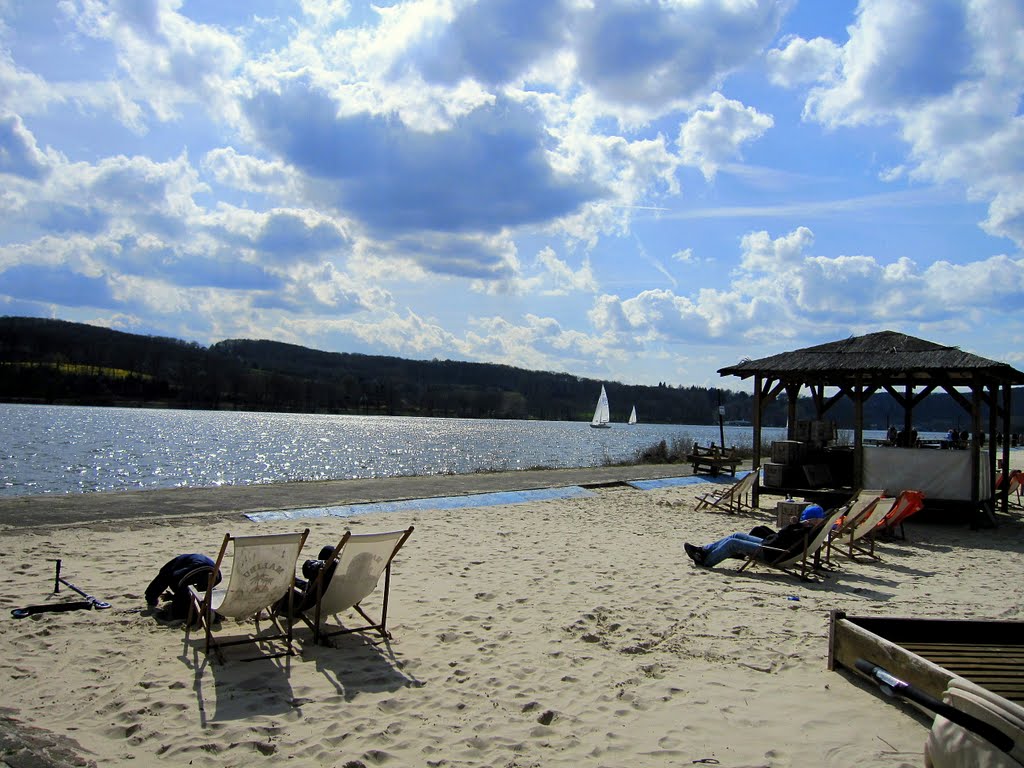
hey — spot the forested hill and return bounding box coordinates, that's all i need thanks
[0,316,760,423]
[1,316,1020,430]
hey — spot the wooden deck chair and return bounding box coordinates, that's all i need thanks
[694,470,757,514]
[738,505,846,581]
[300,526,414,646]
[187,529,309,661]
[838,496,897,561]
[1006,471,1023,509]
[874,489,925,540]
[823,489,885,565]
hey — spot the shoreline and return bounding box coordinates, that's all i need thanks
[0,463,709,530]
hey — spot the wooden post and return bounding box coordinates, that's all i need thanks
[786,383,800,440]
[853,384,864,492]
[752,374,762,509]
[1002,382,1012,516]
[904,384,914,445]
[970,384,989,527]
[988,381,998,517]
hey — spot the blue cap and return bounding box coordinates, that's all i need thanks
[800,504,825,521]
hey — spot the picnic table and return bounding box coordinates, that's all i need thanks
[685,442,740,477]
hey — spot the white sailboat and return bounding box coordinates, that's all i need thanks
[590,385,611,428]
[628,405,637,425]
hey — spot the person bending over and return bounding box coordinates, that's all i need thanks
[145,553,222,620]
[683,505,826,568]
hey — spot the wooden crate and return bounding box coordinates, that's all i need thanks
[775,499,809,527]
[771,440,805,465]
[761,460,798,489]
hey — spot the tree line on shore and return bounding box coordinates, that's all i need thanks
[1,316,1020,431]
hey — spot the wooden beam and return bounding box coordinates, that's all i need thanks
[939,384,973,414]
[819,390,846,415]
[762,378,786,404]
[909,384,937,407]
[882,384,908,407]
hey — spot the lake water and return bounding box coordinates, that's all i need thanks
[1,403,797,497]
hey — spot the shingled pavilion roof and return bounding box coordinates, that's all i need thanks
[716,330,1023,521]
[718,330,1024,386]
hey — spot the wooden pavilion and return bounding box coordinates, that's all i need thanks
[718,331,1024,524]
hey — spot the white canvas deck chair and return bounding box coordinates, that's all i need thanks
[823,489,886,565]
[300,526,414,646]
[832,494,897,562]
[738,505,846,581]
[694,470,757,514]
[925,676,1024,767]
[187,529,309,661]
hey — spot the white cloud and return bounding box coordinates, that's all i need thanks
[201,147,298,196]
[802,0,1024,247]
[766,35,841,88]
[2,1,1022,387]
[258,260,387,313]
[300,0,352,29]
[61,0,244,123]
[677,93,774,180]
[739,226,813,272]
[586,225,1024,351]
[0,113,50,179]
[490,246,597,297]
[346,308,463,356]
[572,0,789,110]
[465,311,615,372]
[407,0,571,87]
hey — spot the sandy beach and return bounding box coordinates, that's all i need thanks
[1,476,1022,768]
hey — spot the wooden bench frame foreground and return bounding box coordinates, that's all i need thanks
[685,442,740,476]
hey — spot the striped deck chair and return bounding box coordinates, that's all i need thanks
[1006,471,1023,510]
[298,527,414,646]
[874,490,926,540]
[187,529,309,661]
[824,489,886,565]
[694,470,757,514]
[738,505,847,581]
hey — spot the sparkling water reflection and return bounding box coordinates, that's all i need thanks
[1,403,790,497]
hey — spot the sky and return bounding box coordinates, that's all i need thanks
[1,0,1023,391]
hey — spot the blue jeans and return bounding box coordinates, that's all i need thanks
[700,532,764,567]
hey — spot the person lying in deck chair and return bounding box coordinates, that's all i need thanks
[145,553,222,621]
[273,545,338,617]
[683,505,826,568]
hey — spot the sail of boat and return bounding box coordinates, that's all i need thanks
[628,405,637,425]
[590,385,611,428]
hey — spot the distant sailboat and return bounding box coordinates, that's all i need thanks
[590,385,611,428]
[628,406,637,425]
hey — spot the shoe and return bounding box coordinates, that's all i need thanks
[684,543,706,566]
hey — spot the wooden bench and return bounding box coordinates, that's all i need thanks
[685,443,740,477]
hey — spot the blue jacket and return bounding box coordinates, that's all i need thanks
[145,553,221,607]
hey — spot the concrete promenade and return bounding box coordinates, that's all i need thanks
[0,463,712,529]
